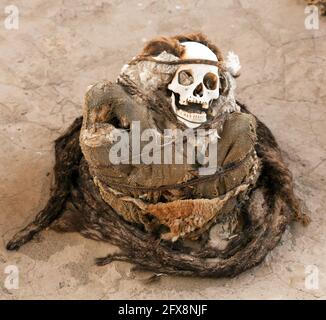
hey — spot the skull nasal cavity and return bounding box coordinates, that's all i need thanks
[193,83,204,97]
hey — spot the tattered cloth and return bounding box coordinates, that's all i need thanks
[80,80,260,242]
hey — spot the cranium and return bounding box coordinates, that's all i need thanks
[168,41,220,128]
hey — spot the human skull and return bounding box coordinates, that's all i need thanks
[168,42,220,128]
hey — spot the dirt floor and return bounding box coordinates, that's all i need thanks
[0,0,325,300]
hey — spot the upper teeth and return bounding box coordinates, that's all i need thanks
[187,97,202,104]
[180,98,209,110]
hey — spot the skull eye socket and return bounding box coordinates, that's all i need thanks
[203,72,218,90]
[178,70,194,86]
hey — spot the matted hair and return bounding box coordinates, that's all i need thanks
[141,32,224,62]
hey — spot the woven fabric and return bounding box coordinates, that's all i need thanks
[80,81,260,241]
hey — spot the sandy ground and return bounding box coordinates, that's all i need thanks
[0,0,325,300]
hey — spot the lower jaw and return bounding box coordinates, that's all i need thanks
[176,110,207,128]
[175,115,205,128]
